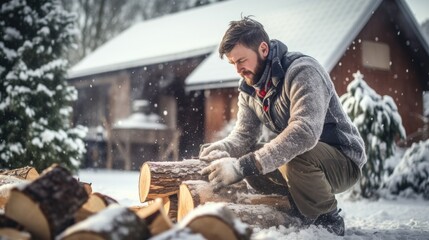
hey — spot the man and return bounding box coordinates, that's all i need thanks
[200,16,366,236]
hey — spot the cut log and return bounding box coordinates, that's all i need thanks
[0,175,28,209]
[0,166,39,180]
[139,160,208,202]
[178,180,295,228]
[133,198,173,236]
[75,192,118,222]
[178,180,249,219]
[147,227,205,240]
[5,165,89,240]
[224,202,298,229]
[79,181,93,195]
[162,195,178,223]
[178,203,252,240]
[57,204,151,240]
[0,228,31,240]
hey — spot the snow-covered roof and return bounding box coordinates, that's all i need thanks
[68,0,262,79]
[185,0,382,91]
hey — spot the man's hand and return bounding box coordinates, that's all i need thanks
[200,157,243,191]
[199,149,230,162]
[199,143,228,162]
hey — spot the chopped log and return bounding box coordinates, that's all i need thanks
[162,195,178,223]
[139,160,208,202]
[178,180,295,228]
[75,192,118,222]
[178,180,249,220]
[79,181,93,195]
[0,228,31,240]
[133,198,173,236]
[178,203,252,240]
[0,175,28,209]
[57,204,151,240]
[0,166,39,180]
[0,214,21,229]
[5,165,89,240]
[148,227,205,240]
[224,202,298,229]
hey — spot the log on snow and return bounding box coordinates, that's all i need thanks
[58,204,151,240]
[0,166,39,180]
[178,180,249,221]
[224,202,297,229]
[178,203,252,240]
[139,160,208,202]
[5,165,89,240]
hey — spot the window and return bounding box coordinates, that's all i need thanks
[362,41,391,70]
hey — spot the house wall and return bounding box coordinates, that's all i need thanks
[330,5,426,137]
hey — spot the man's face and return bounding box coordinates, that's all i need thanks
[226,42,269,86]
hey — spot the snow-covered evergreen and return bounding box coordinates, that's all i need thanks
[383,139,429,199]
[340,71,406,198]
[0,0,86,172]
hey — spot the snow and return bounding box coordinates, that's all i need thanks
[113,112,167,130]
[77,169,429,239]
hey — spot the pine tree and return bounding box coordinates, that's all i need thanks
[340,71,406,198]
[0,0,86,172]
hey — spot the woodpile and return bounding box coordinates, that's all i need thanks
[0,159,296,240]
[139,160,298,237]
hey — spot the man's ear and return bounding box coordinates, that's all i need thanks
[259,41,269,58]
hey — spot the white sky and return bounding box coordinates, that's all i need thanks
[406,0,429,24]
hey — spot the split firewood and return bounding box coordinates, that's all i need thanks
[162,195,178,223]
[5,164,89,240]
[178,203,252,240]
[133,198,173,236]
[75,192,118,222]
[147,227,205,240]
[0,228,31,240]
[139,160,208,202]
[0,166,39,180]
[79,181,93,195]
[0,175,28,209]
[57,204,151,240]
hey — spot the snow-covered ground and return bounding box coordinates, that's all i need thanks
[77,169,429,240]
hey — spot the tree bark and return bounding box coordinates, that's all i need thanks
[5,165,88,240]
[178,180,295,228]
[139,160,208,202]
[0,166,39,180]
[58,204,151,240]
[178,203,252,240]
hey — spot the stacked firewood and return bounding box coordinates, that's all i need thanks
[0,160,295,240]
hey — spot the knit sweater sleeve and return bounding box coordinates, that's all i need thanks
[212,92,262,158]
[255,58,333,174]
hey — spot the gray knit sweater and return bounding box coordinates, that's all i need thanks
[212,40,366,174]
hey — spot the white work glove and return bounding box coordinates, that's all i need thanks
[199,143,229,162]
[201,157,244,191]
[199,149,230,162]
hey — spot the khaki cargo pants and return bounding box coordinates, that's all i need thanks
[246,141,361,220]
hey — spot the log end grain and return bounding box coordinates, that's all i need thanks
[139,163,151,203]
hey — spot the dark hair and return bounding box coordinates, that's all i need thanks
[218,16,269,59]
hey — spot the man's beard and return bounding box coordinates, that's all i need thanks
[243,54,266,86]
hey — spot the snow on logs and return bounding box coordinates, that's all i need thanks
[139,160,296,232]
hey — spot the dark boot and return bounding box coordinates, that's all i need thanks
[313,208,345,236]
